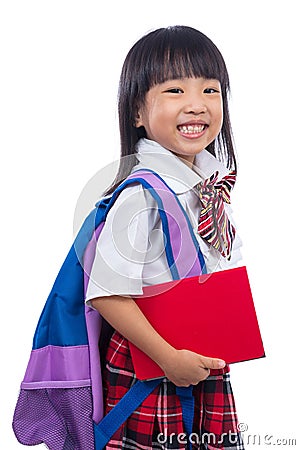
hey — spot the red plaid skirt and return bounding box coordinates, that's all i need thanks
[103,331,244,450]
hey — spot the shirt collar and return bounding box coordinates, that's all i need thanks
[133,138,229,194]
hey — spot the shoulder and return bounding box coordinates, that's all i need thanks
[102,182,159,233]
[107,181,157,215]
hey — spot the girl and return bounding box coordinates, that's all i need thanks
[86,26,244,449]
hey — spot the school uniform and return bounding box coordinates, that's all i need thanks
[85,138,244,450]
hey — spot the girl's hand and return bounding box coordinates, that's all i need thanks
[161,349,225,387]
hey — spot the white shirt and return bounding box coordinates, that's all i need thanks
[85,139,243,303]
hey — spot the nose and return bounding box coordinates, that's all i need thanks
[183,93,207,115]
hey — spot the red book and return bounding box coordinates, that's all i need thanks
[129,266,265,380]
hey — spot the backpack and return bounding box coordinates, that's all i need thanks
[13,169,206,450]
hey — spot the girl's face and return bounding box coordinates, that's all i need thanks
[136,77,223,164]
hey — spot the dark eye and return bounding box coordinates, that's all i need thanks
[165,88,184,94]
[204,87,220,94]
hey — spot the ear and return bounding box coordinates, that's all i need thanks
[134,107,144,128]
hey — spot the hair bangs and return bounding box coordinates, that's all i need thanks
[138,26,229,93]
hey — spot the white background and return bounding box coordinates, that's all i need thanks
[1,0,299,448]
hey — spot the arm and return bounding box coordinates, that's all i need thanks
[91,295,225,387]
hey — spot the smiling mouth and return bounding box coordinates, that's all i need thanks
[177,124,207,134]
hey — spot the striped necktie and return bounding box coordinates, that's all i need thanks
[196,171,236,260]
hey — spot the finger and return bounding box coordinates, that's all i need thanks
[203,368,210,380]
[201,356,225,370]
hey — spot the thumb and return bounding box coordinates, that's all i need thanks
[200,356,226,370]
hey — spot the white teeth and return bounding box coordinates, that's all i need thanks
[178,124,205,134]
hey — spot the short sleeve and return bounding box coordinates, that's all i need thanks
[85,184,157,303]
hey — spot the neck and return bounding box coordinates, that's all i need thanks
[174,153,196,168]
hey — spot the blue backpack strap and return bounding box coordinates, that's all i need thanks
[176,386,195,450]
[93,379,161,450]
[94,384,195,450]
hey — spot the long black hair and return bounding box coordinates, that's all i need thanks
[105,25,236,195]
